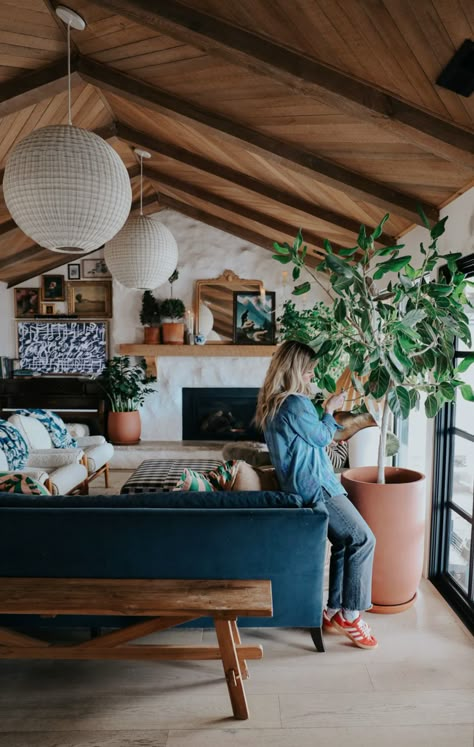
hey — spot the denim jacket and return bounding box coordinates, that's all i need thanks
[264,394,345,504]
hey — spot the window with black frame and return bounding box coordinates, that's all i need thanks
[430,254,474,632]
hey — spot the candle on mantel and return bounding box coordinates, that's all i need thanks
[259,284,266,304]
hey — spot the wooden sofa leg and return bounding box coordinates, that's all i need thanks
[104,463,110,488]
[310,627,325,652]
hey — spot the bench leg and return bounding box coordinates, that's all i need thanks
[230,620,249,679]
[310,626,325,652]
[214,618,249,720]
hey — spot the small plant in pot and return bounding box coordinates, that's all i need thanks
[99,356,156,444]
[160,270,185,344]
[140,290,161,344]
[273,209,473,612]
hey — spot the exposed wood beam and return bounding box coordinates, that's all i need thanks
[157,192,319,267]
[118,122,396,247]
[77,56,436,225]
[144,165,331,256]
[5,250,89,288]
[88,0,474,168]
[0,58,81,118]
[0,244,46,271]
[0,219,16,238]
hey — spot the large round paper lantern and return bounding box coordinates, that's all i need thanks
[104,214,178,290]
[3,125,132,253]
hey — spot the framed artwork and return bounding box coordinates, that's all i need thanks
[42,274,65,301]
[82,258,111,279]
[17,321,108,375]
[67,280,112,318]
[233,291,276,345]
[14,287,40,318]
[42,303,56,315]
[68,263,81,280]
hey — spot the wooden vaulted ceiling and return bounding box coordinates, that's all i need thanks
[0,0,473,286]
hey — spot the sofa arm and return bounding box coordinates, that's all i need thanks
[26,450,85,468]
[76,435,106,447]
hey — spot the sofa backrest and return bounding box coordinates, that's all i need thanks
[0,491,328,629]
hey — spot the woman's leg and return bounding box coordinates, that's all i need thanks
[326,493,375,612]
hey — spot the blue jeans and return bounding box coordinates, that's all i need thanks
[325,492,375,612]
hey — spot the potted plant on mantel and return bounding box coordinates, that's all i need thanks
[140,290,161,344]
[99,356,156,445]
[160,271,185,345]
[273,210,474,612]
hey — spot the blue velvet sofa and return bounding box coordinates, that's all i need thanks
[0,489,329,651]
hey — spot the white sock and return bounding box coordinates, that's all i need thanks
[326,607,340,619]
[342,608,359,622]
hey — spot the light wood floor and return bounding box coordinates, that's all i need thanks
[0,470,472,746]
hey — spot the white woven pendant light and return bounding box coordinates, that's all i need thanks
[104,150,178,289]
[3,7,131,253]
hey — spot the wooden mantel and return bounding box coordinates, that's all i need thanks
[118,344,277,376]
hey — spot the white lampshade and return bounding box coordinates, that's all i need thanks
[104,214,178,290]
[3,125,132,253]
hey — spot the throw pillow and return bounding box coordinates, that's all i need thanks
[231,461,263,491]
[173,468,216,492]
[0,420,29,470]
[325,441,348,470]
[205,460,240,490]
[14,409,78,449]
[0,472,50,495]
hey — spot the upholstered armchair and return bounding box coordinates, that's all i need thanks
[0,440,87,496]
[8,413,113,494]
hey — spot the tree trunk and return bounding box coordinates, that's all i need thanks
[377,397,390,484]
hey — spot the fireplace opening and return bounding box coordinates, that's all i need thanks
[182,387,264,441]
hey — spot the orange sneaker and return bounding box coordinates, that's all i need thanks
[331,611,378,650]
[322,609,339,633]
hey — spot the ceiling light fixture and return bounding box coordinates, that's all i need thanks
[3,5,132,253]
[104,149,178,290]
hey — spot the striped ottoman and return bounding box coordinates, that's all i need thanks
[120,458,223,494]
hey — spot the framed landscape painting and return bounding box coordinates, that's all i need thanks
[232,291,276,345]
[67,280,112,318]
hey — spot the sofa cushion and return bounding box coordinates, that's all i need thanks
[0,472,50,495]
[14,409,77,448]
[0,420,29,470]
[232,461,280,491]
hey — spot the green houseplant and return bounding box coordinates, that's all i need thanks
[161,271,186,344]
[140,290,161,344]
[273,210,473,611]
[99,356,156,444]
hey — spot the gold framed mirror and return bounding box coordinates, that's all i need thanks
[194,270,263,344]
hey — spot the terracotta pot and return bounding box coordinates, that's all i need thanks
[143,326,160,344]
[341,466,426,613]
[107,411,141,445]
[161,322,184,344]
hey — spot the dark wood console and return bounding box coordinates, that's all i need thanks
[0,377,106,435]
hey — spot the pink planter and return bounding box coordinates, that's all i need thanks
[341,466,426,613]
[107,411,141,445]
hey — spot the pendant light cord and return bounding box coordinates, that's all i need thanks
[140,154,143,216]
[67,22,72,126]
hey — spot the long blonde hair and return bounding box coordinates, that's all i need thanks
[255,340,316,429]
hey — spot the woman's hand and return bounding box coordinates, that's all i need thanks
[325,391,346,415]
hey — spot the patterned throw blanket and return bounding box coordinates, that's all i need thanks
[14,409,78,449]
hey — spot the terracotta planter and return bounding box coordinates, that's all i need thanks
[161,322,184,344]
[341,466,426,613]
[107,411,141,445]
[143,326,160,344]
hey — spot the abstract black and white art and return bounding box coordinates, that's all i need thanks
[17,322,107,375]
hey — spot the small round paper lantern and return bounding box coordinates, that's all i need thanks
[104,215,178,290]
[3,125,132,253]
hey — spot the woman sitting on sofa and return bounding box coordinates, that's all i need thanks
[255,340,378,650]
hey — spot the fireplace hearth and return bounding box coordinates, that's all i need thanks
[182,387,263,441]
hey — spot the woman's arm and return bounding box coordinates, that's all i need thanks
[283,396,345,448]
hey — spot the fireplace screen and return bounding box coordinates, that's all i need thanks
[182,387,263,441]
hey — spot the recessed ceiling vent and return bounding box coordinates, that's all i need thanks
[436,39,474,97]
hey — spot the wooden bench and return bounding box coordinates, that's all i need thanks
[0,578,273,720]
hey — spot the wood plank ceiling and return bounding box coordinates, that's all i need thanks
[0,0,472,286]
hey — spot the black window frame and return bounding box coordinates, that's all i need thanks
[429,254,474,634]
